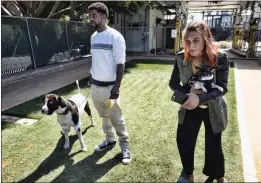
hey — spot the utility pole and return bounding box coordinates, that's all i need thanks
[232,8,241,49]
[247,1,257,57]
[174,6,181,54]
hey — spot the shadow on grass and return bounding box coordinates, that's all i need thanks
[125,59,174,74]
[1,78,91,118]
[129,59,174,65]
[17,125,100,183]
[51,151,121,182]
[1,122,22,131]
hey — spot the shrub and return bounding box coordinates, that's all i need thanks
[218,41,229,49]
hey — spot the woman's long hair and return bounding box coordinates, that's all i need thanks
[182,20,219,66]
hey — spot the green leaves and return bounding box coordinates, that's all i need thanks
[105,1,145,15]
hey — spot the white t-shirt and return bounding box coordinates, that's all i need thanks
[90,26,126,81]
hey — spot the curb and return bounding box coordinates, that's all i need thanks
[228,49,261,60]
[234,62,258,182]
[2,58,91,86]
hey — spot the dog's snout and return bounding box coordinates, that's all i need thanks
[41,105,48,114]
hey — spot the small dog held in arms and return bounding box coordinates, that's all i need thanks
[41,80,95,151]
[188,65,224,108]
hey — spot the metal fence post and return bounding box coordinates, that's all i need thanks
[65,21,70,60]
[25,17,37,69]
[155,25,157,56]
[175,19,181,54]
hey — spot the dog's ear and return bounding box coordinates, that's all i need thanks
[57,96,66,108]
[210,68,216,73]
[210,66,218,73]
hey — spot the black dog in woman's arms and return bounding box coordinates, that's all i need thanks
[188,65,224,94]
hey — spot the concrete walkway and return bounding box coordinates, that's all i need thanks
[1,55,175,111]
[1,59,92,111]
[234,59,261,182]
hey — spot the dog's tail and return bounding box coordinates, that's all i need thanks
[76,80,81,94]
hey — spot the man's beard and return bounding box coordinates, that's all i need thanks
[93,23,101,30]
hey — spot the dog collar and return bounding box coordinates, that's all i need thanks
[57,100,77,115]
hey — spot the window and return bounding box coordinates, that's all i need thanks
[128,23,141,30]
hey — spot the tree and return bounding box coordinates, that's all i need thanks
[1,1,145,21]
[1,1,144,66]
[1,1,90,21]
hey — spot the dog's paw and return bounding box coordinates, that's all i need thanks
[81,146,87,152]
[64,143,70,149]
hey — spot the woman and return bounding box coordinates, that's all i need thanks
[169,20,229,183]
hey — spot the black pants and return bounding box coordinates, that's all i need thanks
[177,107,224,179]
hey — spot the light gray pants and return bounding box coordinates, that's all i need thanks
[91,84,129,150]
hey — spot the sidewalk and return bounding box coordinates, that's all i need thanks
[234,58,261,182]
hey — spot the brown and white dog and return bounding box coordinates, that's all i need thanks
[41,80,95,151]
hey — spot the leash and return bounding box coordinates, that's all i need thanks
[76,84,91,108]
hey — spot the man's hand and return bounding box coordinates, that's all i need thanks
[109,64,124,99]
[182,93,199,110]
[110,85,120,99]
[87,75,92,87]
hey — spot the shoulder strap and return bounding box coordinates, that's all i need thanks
[214,54,219,83]
[214,71,217,83]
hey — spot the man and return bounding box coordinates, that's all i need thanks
[88,2,131,165]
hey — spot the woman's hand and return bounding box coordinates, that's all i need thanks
[182,93,200,110]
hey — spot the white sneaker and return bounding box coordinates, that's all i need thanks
[122,149,131,165]
[95,140,116,152]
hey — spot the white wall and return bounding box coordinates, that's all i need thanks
[149,8,164,51]
[156,24,164,48]
[124,6,147,52]
[254,2,261,19]
[113,6,165,52]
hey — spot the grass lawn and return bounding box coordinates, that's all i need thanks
[1,60,243,182]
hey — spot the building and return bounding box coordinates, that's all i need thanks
[113,2,187,53]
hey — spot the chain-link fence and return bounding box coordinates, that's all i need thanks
[1,16,93,76]
[114,25,236,56]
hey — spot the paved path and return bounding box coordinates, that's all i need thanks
[234,59,261,182]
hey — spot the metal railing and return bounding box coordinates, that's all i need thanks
[1,16,94,76]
